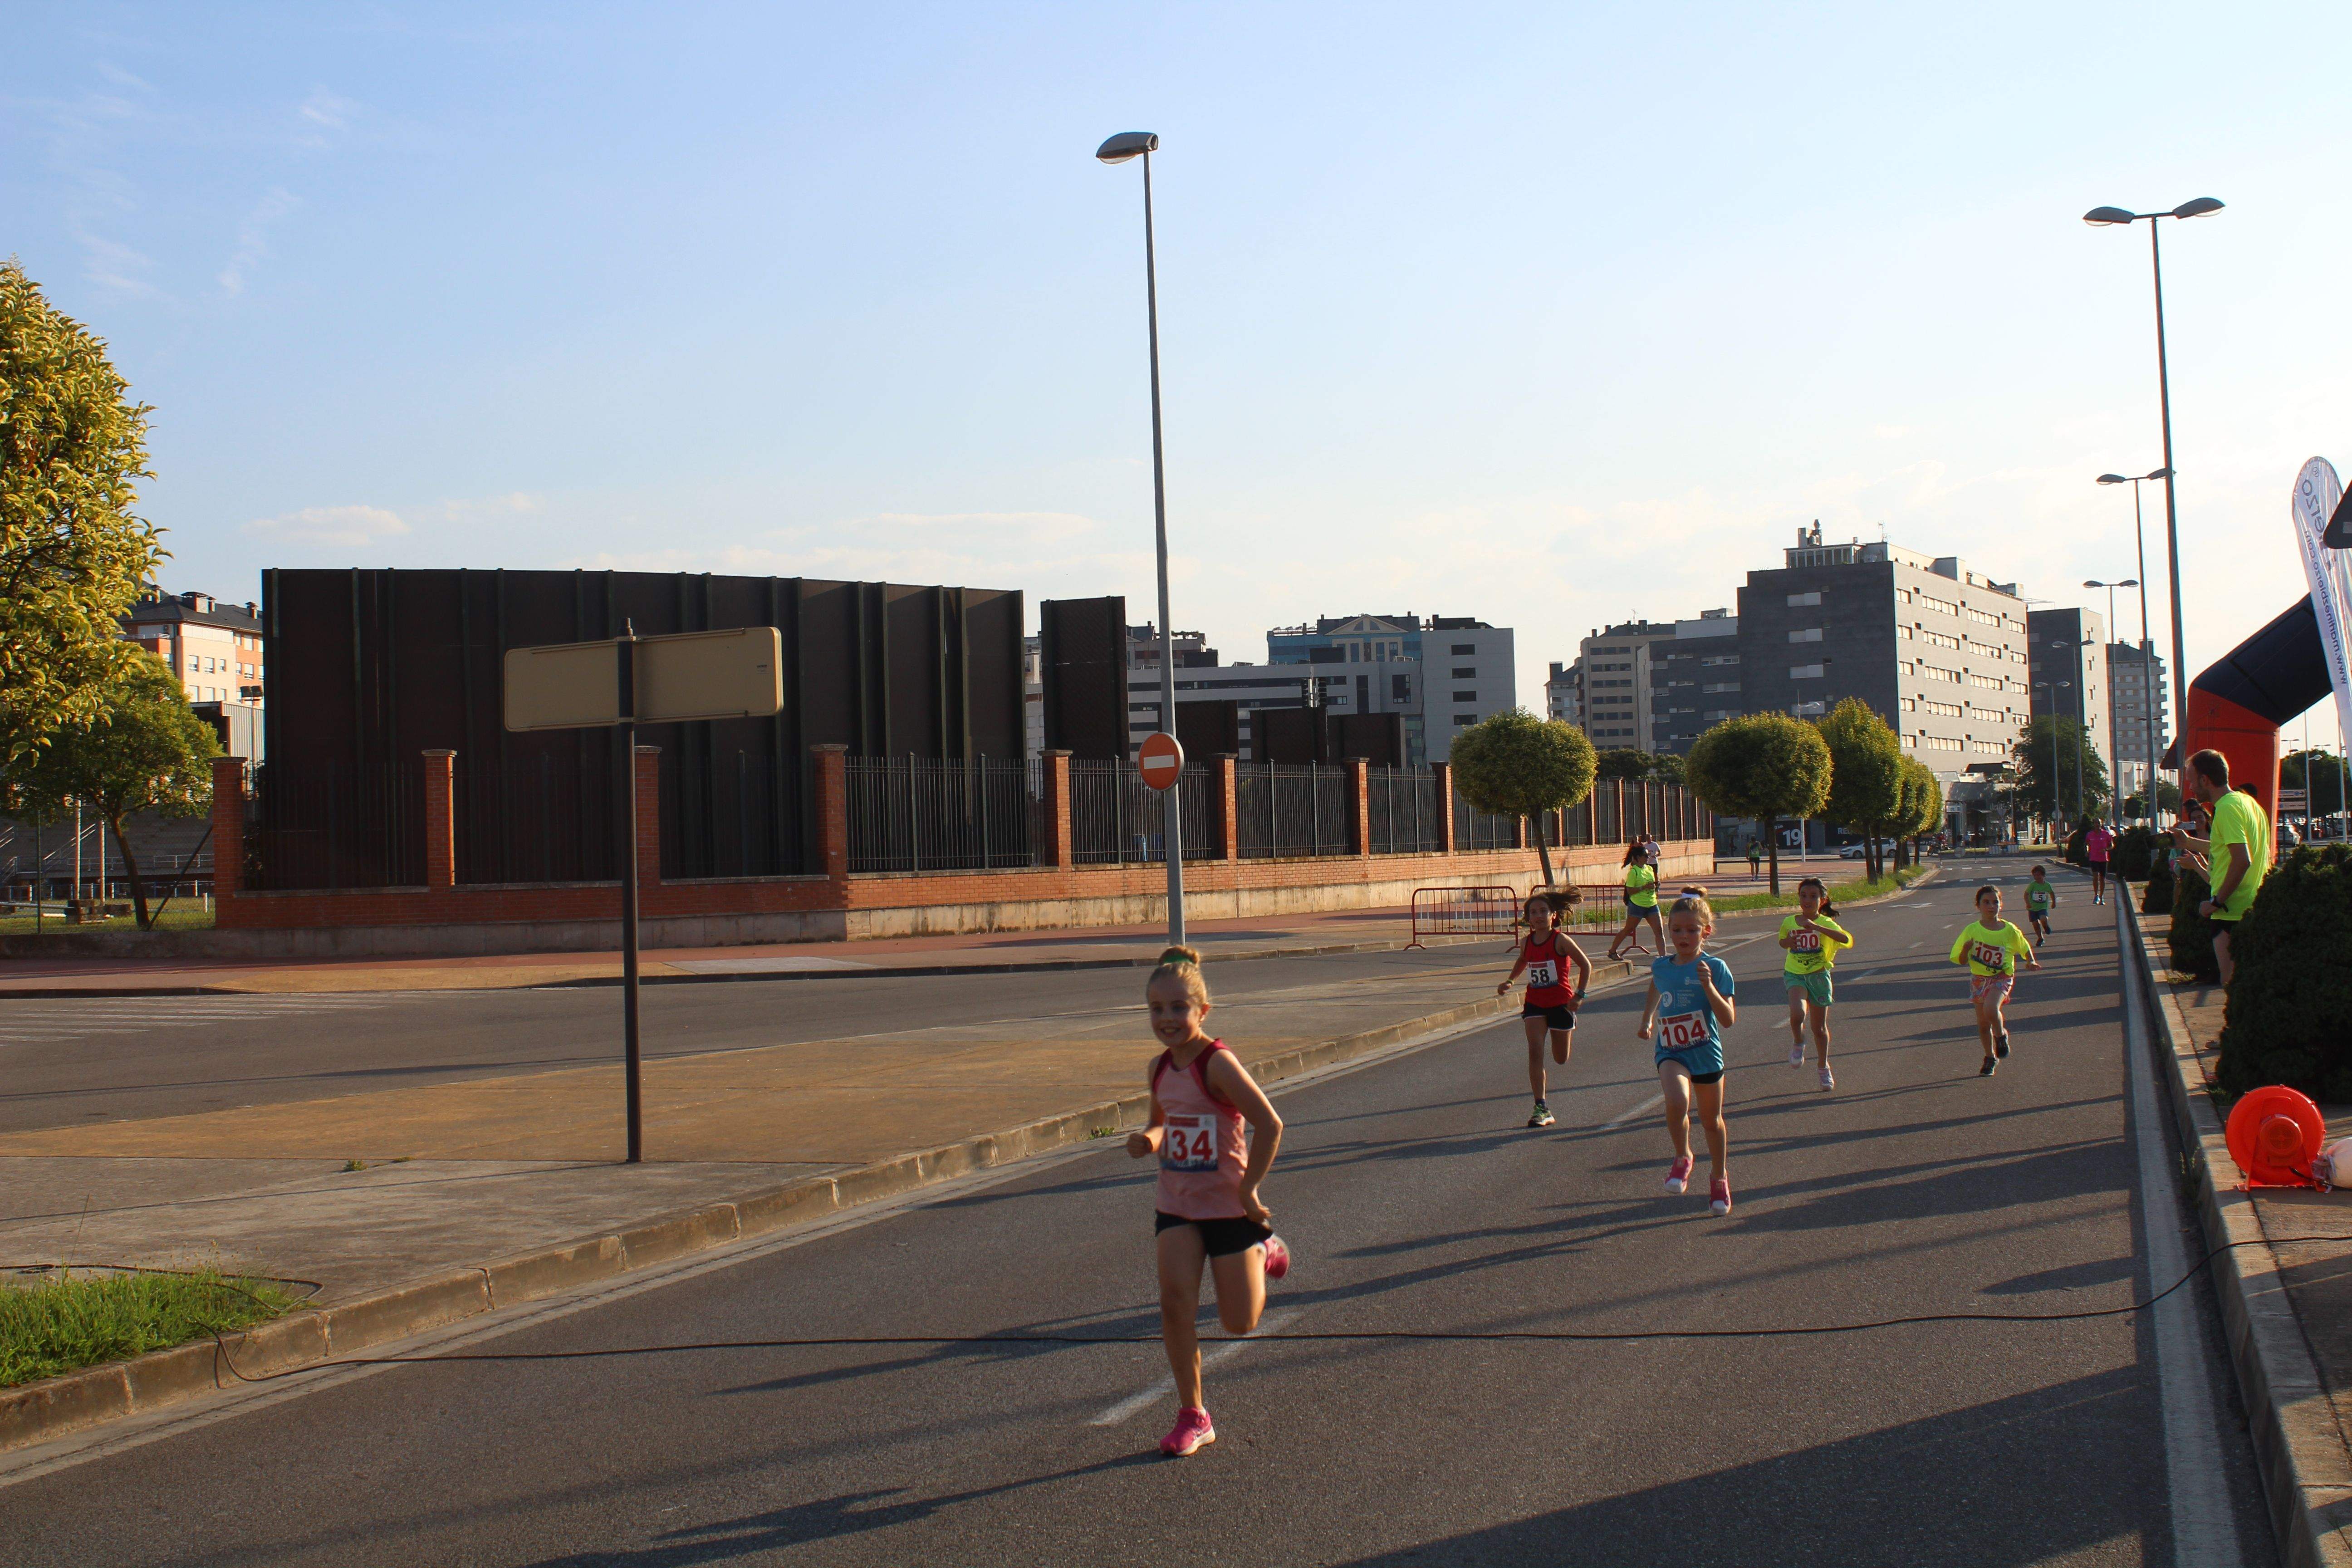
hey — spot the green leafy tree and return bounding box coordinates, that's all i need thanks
[2215,844,2352,1102]
[2124,776,2182,820]
[1449,709,1597,889]
[1894,757,1943,868]
[1684,713,1832,894]
[2283,749,2350,819]
[1814,698,1903,880]
[1,655,219,928]
[1593,747,1656,781]
[1648,751,1685,784]
[2011,714,2109,837]
[1,262,164,766]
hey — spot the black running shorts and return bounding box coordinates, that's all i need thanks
[1521,1001,1575,1031]
[1155,1211,1274,1257]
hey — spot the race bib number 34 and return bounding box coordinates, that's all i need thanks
[1659,1011,1710,1050]
[1160,1114,1220,1172]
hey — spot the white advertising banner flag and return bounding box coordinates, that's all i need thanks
[2291,456,2352,744]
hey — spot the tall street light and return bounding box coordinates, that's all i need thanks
[1098,130,1186,944]
[2099,468,2174,825]
[2085,197,2222,755]
[2084,577,2139,824]
[2034,679,2071,841]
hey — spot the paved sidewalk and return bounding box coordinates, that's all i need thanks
[0,943,1554,1309]
[0,903,1489,997]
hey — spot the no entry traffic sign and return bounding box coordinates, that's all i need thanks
[1138,731,1184,791]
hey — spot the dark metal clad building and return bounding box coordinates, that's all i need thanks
[258,568,1023,887]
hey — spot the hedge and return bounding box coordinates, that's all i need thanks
[2215,844,2352,1102]
[2142,843,2176,916]
[2166,862,2220,980]
[2112,826,2158,882]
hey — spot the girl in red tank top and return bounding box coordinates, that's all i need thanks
[1126,946,1288,1458]
[1496,891,1593,1128]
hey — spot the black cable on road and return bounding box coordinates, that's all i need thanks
[209,1232,2351,1384]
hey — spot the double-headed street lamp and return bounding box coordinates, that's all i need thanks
[2098,467,2174,824]
[2085,197,2222,755]
[2084,577,2139,824]
[1097,130,1186,944]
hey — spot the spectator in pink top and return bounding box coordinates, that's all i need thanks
[2084,823,2115,906]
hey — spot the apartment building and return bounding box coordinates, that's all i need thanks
[2026,607,2112,785]
[121,588,265,706]
[1266,613,1515,761]
[2106,640,2170,800]
[1735,526,2030,777]
[1574,621,1679,748]
[1546,659,1582,725]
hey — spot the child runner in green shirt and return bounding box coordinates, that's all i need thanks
[2023,865,2058,947]
[1777,876,1853,1091]
[1949,884,2039,1077]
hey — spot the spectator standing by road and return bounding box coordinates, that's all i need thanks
[1745,840,1762,880]
[2169,750,2273,987]
[2084,822,2114,905]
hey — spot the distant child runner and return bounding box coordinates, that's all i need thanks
[1606,843,1663,960]
[1948,886,2038,1076]
[1637,893,1740,1215]
[1497,891,1594,1127]
[1127,946,1289,1458]
[2023,865,2058,946]
[2084,823,2115,905]
[1778,877,1853,1091]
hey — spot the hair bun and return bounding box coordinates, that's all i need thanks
[1156,945,1202,968]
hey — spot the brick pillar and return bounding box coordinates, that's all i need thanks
[421,750,456,888]
[1347,758,1370,856]
[811,744,848,879]
[634,745,662,886]
[1040,750,1074,868]
[209,756,246,902]
[1433,762,1456,853]
[1214,755,1239,861]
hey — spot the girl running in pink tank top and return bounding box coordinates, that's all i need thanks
[1126,945,1289,1458]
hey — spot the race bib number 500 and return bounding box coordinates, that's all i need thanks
[1658,1011,1711,1050]
[1160,1114,1220,1172]
[1788,930,1822,953]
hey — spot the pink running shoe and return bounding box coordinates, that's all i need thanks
[1261,1235,1291,1282]
[1710,1177,1732,1217]
[1160,1406,1216,1458]
[1664,1155,1694,1195]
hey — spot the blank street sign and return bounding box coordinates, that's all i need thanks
[503,627,784,732]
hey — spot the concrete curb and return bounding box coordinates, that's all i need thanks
[0,962,1624,1455]
[2122,897,2352,1568]
[0,933,1511,1000]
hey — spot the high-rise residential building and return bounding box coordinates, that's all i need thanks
[1734,525,2030,777]
[121,588,266,707]
[2106,640,2171,800]
[2026,608,2111,802]
[1546,659,1582,725]
[1649,609,1740,754]
[1267,614,1515,761]
[1575,621,1680,749]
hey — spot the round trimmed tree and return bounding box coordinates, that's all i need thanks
[1815,698,1903,880]
[1685,713,1832,895]
[1448,709,1597,889]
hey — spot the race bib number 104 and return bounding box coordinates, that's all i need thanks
[1160,1114,1220,1172]
[1659,1011,1711,1050]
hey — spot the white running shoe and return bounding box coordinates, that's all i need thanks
[1788,1039,1805,1068]
[1818,1064,1835,1092]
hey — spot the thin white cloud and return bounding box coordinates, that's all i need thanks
[93,62,150,91]
[299,89,359,131]
[218,187,298,295]
[434,492,545,522]
[243,505,411,548]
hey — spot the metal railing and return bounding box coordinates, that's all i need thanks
[847,754,1035,873]
[1364,766,1445,854]
[244,762,423,891]
[1235,762,1353,858]
[1068,758,1214,865]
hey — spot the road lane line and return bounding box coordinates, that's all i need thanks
[1604,1093,1664,1128]
[2117,898,2245,1568]
[1087,1309,1302,1426]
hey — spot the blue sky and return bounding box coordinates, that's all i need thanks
[9,2,2352,748]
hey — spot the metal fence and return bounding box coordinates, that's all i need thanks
[1068,758,1215,865]
[1364,766,1445,854]
[1452,794,1520,851]
[1234,762,1353,858]
[244,762,424,891]
[846,755,1035,873]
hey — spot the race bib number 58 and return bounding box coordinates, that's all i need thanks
[1659,1011,1710,1050]
[1526,959,1559,990]
[1160,1114,1220,1172]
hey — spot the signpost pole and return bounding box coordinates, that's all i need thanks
[618,634,643,1165]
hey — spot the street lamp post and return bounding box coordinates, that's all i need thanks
[2098,469,2174,825]
[1097,131,1186,945]
[2034,680,2072,842]
[2086,199,2222,760]
[2083,577,2140,824]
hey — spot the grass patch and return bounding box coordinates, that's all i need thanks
[0,1268,300,1387]
[0,906,216,936]
[1695,865,1929,916]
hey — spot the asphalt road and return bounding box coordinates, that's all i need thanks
[0,946,1504,1133]
[0,872,2280,1564]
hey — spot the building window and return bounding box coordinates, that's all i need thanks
[1451,666,1475,678]
[1702,681,1740,695]
[1700,654,1739,667]
[1786,591,1821,607]
[1788,628,1823,644]
[1453,690,1477,702]
[1392,675,1410,701]
[1790,664,1825,680]
[1453,714,1475,725]
[1451,643,1475,655]
[1920,595,1959,617]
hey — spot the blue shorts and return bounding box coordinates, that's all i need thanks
[1656,1040,1726,1079]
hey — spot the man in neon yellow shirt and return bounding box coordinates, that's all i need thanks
[2169,749,2272,986]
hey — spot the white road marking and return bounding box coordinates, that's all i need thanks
[1604,1093,1664,1128]
[1088,1309,1302,1426]
[2116,898,2245,1568]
